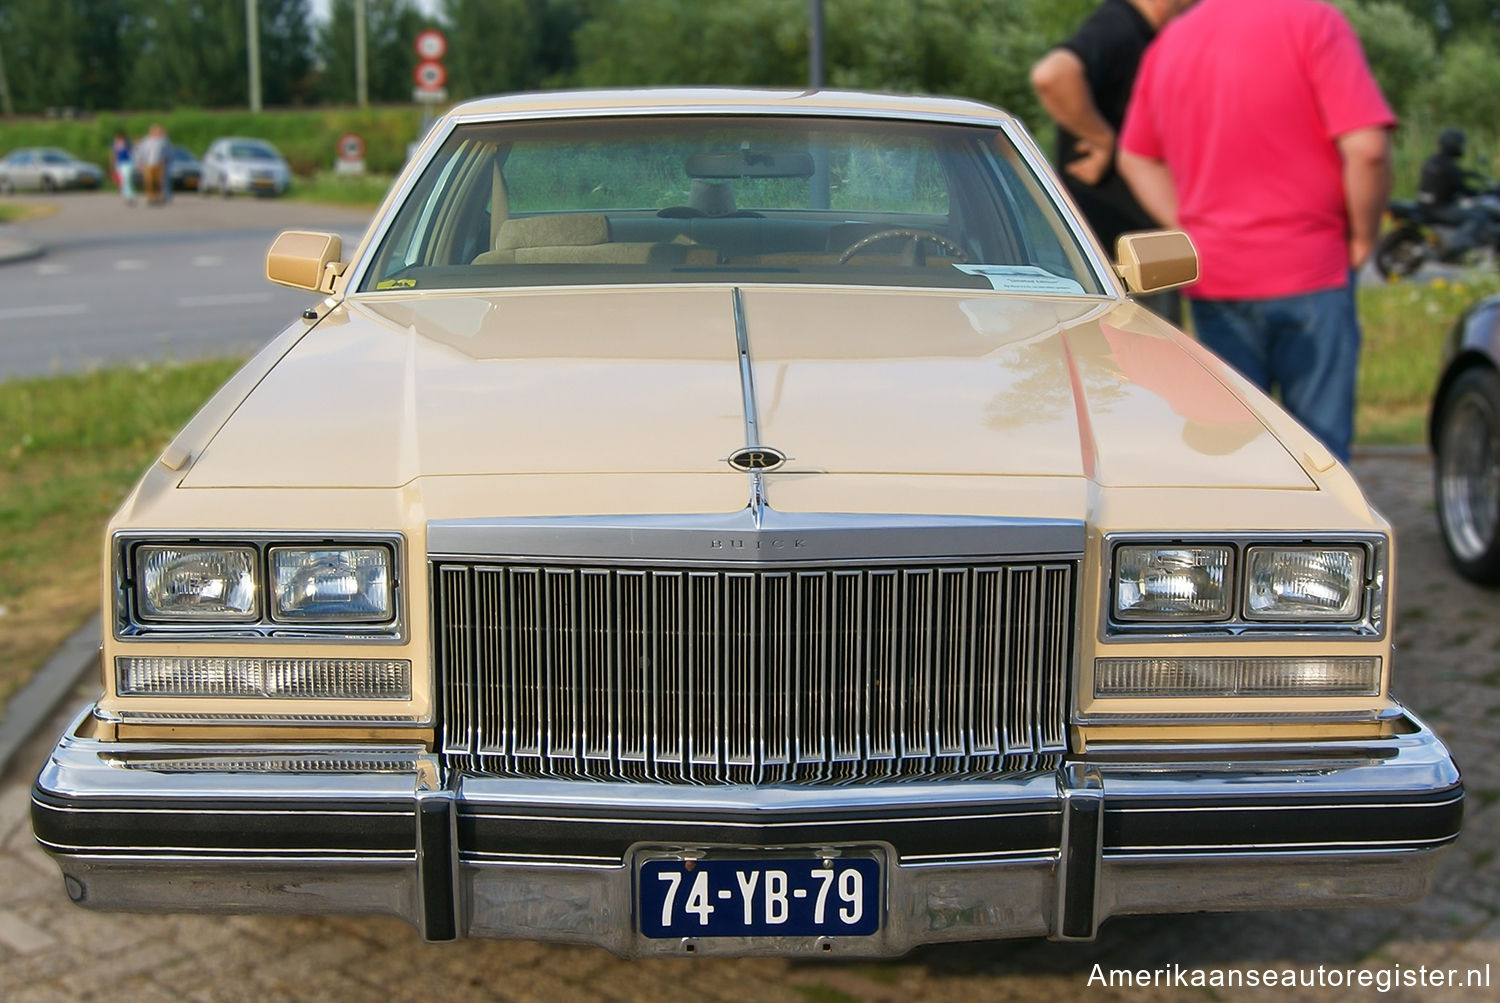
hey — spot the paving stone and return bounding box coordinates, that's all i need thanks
[3,983,82,1003]
[0,908,56,954]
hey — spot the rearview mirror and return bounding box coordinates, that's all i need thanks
[686,149,815,179]
[266,230,344,293]
[1114,230,1199,294]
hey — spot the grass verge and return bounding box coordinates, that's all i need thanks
[0,358,244,706]
[286,170,400,209]
[0,199,62,224]
[0,274,1483,710]
[1356,269,1500,444]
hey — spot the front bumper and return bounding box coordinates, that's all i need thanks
[33,707,1462,957]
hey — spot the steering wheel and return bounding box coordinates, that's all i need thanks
[837,228,969,265]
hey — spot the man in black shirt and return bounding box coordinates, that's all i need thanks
[1418,128,1493,257]
[1031,0,1195,316]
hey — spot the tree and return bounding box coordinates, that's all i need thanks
[567,0,1044,126]
[261,0,317,105]
[1392,0,1500,42]
[122,0,250,109]
[1332,0,1438,117]
[440,0,585,98]
[318,0,429,105]
[0,0,88,113]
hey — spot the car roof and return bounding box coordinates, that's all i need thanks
[443,87,1016,127]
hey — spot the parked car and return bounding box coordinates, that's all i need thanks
[0,147,103,192]
[200,136,290,196]
[32,89,1462,955]
[1431,294,1500,583]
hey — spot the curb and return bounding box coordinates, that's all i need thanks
[0,231,44,265]
[0,616,98,776]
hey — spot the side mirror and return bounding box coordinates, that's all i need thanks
[266,230,344,293]
[1114,230,1199,294]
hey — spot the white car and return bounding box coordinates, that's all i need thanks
[0,147,104,192]
[200,137,291,196]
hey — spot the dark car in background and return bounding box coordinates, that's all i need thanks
[0,147,104,192]
[128,146,203,193]
[1431,294,1500,583]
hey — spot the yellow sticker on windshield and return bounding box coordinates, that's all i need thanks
[375,278,417,290]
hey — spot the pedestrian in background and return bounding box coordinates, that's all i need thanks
[1030,0,1195,321]
[110,131,135,206]
[1118,0,1393,462]
[137,124,167,205]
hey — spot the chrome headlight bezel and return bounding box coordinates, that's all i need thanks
[115,532,405,641]
[1103,533,1387,639]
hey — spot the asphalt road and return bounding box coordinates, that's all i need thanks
[0,191,373,380]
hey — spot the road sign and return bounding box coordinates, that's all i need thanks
[415,29,448,61]
[414,60,447,92]
[336,133,366,162]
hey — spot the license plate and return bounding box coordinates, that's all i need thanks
[638,855,880,938]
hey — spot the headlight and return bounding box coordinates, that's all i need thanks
[1113,545,1231,620]
[270,546,393,622]
[1245,546,1364,621]
[137,545,257,621]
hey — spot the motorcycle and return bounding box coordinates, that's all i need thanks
[1375,187,1500,279]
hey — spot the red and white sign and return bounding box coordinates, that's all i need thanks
[415,29,448,62]
[414,60,447,92]
[336,133,366,162]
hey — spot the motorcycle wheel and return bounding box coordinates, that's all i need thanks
[1374,226,1429,279]
[1435,366,1500,585]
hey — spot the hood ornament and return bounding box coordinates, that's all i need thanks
[727,446,787,472]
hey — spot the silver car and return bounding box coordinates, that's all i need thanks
[0,147,104,192]
[200,137,291,196]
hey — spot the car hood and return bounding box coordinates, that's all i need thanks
[183,286,1313,499]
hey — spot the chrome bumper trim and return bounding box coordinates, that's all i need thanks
[32,707,1462,955]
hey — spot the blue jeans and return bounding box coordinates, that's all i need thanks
[1190,282,1360,462]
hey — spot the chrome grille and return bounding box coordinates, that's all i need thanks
[434,559,1075,784]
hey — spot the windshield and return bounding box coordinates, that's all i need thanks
[229,142,277,160]
[361,115,1103,295]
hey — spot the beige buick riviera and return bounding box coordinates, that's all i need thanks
[33,89,1462,956]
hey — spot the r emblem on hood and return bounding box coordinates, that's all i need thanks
[728,446,787,472]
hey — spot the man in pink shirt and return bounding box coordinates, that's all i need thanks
[1117,0,1394,461]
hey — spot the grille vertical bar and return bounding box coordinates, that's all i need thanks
[434,559,1076,784]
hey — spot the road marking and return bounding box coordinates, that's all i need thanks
[175,292,274,309]
[36,263,70,276]
[0,304,90,320]
[192,255,225,267]
[114,259,147,271]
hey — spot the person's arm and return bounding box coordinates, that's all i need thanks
[1336,126,1392,269]
[1117,149,1179,228]
[1030,48,1115,185]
